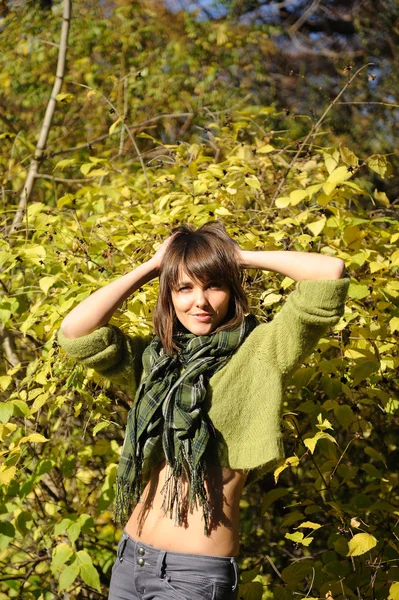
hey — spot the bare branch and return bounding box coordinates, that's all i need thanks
[7,0,72,237]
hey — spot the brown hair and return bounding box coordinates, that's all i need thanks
[153,222,249,355]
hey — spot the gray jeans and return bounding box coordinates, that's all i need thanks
[108,530,239,600]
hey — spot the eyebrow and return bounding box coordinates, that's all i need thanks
[177,280,193,287]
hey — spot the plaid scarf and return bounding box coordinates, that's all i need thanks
[114,313,258,535]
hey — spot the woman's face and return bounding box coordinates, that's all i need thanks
[171,270,231,335]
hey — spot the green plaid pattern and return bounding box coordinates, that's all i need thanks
[114,313,258,535]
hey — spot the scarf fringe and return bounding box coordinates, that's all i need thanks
[160,447,212,536]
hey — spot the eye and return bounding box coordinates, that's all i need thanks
[208,281,223,289]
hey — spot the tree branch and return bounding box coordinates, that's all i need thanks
[7,0,72,237]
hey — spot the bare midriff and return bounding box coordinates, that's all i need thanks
[125,459,247,557]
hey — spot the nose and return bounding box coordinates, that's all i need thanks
[194,287,209,308]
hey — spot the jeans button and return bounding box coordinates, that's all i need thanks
[138,547,145,556]
[137,557,145,567]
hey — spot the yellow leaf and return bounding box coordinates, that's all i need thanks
[21,245,46,266]
[339,145,358,167]
[389,317,399,334]
[275,197,291,208]
[296,521,322,530]
[109,117,122,135]
[346,532,377,556]
[304,432,337,454]
[327,166,352,184]
[289,189,308,205]
[0,376,12,391]
[39,276,57,295]
[390,250,399,266]
[374,189,390,207]
[57,194,75,208]
[245,177,261,190]
[307,218,326,237]
[274,456,299,483]
[323,182,337,196]
[388,582,399,600]
[19,433,48,444]
[0,465,16,485]
[368,155,388,177]
[369,261,388,273]
[55,93,74,104]
[257,144,274,153]
[324,152,339,175]
[214,207,232,216]
[216,23,228,46]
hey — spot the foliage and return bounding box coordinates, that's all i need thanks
[0,0,398,599]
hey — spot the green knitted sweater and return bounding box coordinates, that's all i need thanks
[57,276,350,485]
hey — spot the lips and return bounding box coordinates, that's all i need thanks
[191,313,213,321]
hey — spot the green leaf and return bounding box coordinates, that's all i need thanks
[334,405,356,430]
[80,563,101,592]
[53,159,76,171]
[281,560,313,585]
[238,581,264,600]
[93,421,109,436]
[51,543,74,573]
[59,562,80,592]
[36,459,55,476]
[348,283,369,299]
[352,360,379,386]
[346,533,377,556]
[67,521,81,544]
[261,488,289,513]
[0,522,15,551]
[0,402,14,423]
[281,511,304,527]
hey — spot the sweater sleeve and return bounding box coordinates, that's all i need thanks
[57,325,150,396]
[264,276,350,379]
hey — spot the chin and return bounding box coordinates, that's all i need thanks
[188,323,214,335]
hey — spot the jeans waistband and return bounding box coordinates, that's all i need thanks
[117,529,239,591]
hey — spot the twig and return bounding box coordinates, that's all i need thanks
[70,81,154,205]
[7,0,72,237]
[270,63,374,206]
[48,112,193,157]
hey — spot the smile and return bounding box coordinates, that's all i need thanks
[191,314,213,322]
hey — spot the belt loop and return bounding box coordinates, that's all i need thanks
[118,534,128,562]
[230,558,239,592]
[155,549,167,579]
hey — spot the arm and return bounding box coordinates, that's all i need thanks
[239,250,345,281]
[60,235,175,339]
[58,235,176,393]
[237,248,349,379]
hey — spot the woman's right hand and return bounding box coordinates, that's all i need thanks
[149,233,178,272]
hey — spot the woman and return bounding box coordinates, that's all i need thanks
[58,222,349,600]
